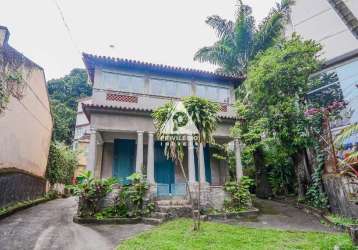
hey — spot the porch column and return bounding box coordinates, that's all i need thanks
[87,128,97,174]
[187,135,196,183]
[135,131,144,174]
[198,143,206,183]
[234,139,243,181]
[147,132,155,184]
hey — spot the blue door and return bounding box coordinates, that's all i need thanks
[154,142,175,193]
[113,139,135,185]
[194,145,212,184]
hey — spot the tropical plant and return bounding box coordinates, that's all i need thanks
[152,96,220,230]
[95,173,152,219]
[194,0,293,77]
[224,176,254,211]
[67,171,117,217]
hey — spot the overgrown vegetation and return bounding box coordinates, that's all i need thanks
[69,171,153,218]
[95,173,154,219]
[223,176,254,212]
[47,68,91,144]
[68,171,117,217]
[46,141,78,186]
[0,43,29,113]
[327,214,358,227]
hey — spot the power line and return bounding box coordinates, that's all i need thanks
[52,0,81,55]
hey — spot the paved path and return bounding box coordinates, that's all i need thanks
[221,198,337,232]
[0,197,153,250]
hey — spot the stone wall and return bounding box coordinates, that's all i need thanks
[323,174,358,218]
[0,171,46,207]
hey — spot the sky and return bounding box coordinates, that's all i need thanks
[0,0,278,80]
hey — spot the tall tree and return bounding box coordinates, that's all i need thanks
[194,0,293,77]
[47,69,92,144]
[233,36,322,199]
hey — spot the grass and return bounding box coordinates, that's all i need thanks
[118,219,354,250]
[327,214,358,227]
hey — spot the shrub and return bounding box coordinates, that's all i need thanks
[46,141,78,185]
[67,171,117,217]
[95,173,153,219]
[224,176,254,212]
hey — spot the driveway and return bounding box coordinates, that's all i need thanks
[0,197,153,250]
[220,198,337,232]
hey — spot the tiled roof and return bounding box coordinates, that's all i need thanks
[327,0,358,39]
[82,103,237,120]
[82,53,242,86]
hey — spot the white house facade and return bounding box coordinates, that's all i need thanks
[80,53,243,205]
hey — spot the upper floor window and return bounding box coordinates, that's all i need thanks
[149,78,192,98]
[102,71,145,94]
[196,84,230,103]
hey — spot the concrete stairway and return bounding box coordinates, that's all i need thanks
[142,199,191,225]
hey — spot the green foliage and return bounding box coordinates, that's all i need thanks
[182,96,220,144]
[194,0,293,76]
[96,172,153,218]
[152,97,220,163]
[67,171,117,217]
[46,141,78,185]
[211,143,236,179]
[327,214,358,226]
[232,36,322,196]
[224,176,254,211]
[47,69,91,144]
[305,147,328,209]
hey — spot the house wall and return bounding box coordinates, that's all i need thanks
[286,0,358,61]
[0,67,52,177]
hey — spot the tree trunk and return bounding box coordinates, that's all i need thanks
[254,147,273,199]
[293,149,309,201]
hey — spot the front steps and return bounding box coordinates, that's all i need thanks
[143,199,192,225]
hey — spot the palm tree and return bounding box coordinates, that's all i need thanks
[194,0,293,77]
[152,97,220,230]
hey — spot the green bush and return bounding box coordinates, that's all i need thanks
[95,173,154,219]
[67,171,117,217]
[224,176,254,212]
[46,141,78,185]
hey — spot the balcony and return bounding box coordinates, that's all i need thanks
[92,89,237,119]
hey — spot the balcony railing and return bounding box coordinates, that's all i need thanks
[92,88,236,118]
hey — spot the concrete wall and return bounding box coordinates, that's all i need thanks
[0,67,53,178]
[286,0,358,61]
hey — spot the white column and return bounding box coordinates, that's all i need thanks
[87,128,97,174]
[147,132,155,184]
[235,139,243,181]
[198,143,206,183]
[135,131,144,173]
[187,135,196,183]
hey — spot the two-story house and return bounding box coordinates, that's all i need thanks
[80,53,243,204]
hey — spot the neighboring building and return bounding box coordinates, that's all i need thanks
[0,26,53,207]
[81,53,243,207]
[73,97,92,177]
[286,0,358,142]
[286,0,358,217]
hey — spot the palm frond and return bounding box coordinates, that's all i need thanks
[253,0,293,57]
[206,15,234,39]
[335,123,358,146]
